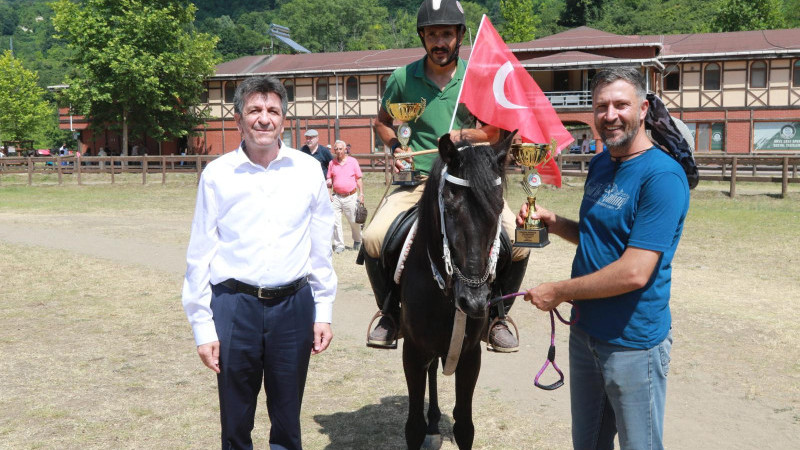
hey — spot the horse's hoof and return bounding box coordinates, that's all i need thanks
[422,434,442,450]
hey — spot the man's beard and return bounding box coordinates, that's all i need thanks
[600,115,640,151]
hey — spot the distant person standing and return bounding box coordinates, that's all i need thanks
[581,133,592,154]
[327,140,364,253]
[58,143,68,156]
[300,129,333,178]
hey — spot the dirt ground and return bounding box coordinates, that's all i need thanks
[0,201,798,448]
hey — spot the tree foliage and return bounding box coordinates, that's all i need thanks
[500,0,539,42]
[51,0,219,153]
[0,50,52,143]
[712,0,786,32]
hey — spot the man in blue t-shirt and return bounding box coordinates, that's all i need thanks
[519,67,690,450]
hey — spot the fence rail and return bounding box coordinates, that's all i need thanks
[2,153,798,197]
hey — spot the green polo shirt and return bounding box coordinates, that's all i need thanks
[381,57,475,173]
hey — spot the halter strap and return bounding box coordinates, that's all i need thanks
[438,166,503,286]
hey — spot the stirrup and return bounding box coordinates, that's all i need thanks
[486,315,520,353]
[366,310,398,349]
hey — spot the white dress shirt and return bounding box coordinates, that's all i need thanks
[182,142,337,346]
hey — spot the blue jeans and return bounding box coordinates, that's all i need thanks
[569,326,672,450]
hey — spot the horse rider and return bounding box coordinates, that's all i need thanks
[361,0,531,353]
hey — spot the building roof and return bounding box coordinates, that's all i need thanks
[518,50,662,70]
[653,28,800,61]
[211,27,800,79]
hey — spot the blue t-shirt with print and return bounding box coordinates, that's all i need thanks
[572,147,690,349]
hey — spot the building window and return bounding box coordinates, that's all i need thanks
[379,75,388,97]
[704,63,720,91]
[346,76,359,100]
[793,61,800,87]
[693,122,725,152]
[316,78,328,101]
[284,80,295,102]
[224,81,236,103]
[750,61,767,88]
[200,85,209,103]
[664,65,680,91]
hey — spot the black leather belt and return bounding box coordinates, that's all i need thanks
[220,276,308,300]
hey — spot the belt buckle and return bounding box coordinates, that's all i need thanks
[257,287,273,300]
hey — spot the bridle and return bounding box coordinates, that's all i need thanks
[488,293,579,390]
[430,165,503,292]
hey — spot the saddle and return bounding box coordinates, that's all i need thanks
[377,204,513,289]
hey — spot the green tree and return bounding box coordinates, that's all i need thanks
[500,0,539,42]
[712,0,785,32]
[52,0,219,155]
[0,50,52,143]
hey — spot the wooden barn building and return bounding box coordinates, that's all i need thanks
[59,26,800,158]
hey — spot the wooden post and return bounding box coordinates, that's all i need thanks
[76,156,82,186]
[730,156,737,198]
[782,156,789,199]
[27,157,33,186]
[161,156,166,185]
[110,156,115,184]
[142,155,147,185]
[57,156,63,185]
[196,154,202,183]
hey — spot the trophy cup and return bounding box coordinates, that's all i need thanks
[385,99,426,186]
[510,141,555,248]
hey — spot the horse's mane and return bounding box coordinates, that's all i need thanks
[417,141,505,248]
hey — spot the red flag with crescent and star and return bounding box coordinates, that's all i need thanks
[456,16,573,187]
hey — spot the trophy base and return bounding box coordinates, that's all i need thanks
[392,169,422,186]
[514,227,550,248]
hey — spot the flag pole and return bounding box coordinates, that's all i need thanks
[448,15,488,133]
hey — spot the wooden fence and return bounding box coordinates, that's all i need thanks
[1,153,798,198]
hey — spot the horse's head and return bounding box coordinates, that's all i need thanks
[432,131,515,317]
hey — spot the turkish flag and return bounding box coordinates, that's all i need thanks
[459,16,572,186]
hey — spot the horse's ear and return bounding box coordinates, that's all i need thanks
[439,133,458,164]
[492,129,517,166]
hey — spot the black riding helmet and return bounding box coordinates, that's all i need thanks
[417,0,466,67]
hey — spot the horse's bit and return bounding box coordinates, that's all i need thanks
[489,293,578,390]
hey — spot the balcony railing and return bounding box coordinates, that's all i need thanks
[545,90,591,108]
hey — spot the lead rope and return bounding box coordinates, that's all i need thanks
[488,293,579,390]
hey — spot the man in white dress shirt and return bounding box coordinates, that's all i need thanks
[182,75,337,450]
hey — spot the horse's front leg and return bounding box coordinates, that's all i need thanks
[423,358,442,449]
[452,345,481,450]
[403,342,429,449]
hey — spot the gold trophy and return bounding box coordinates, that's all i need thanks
[385,99,426,186]
[510,141,555,248]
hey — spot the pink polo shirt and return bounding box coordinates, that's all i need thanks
[327,156,362,195]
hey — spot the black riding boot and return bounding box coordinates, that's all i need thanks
[362,249,400,348]
[488,254,529,352]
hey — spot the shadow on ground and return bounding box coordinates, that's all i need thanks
[314,395,456,449]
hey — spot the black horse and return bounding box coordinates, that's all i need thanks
[397,133,512,449]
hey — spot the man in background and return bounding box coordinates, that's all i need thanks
[301,129,333,178]
[327,139,364,254]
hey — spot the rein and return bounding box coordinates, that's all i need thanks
[488,293,579,390]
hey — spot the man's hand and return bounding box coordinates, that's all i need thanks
[197,341,221,373]
[312,322,333,355]
[523,282,563,312]
[516,202,556,227]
